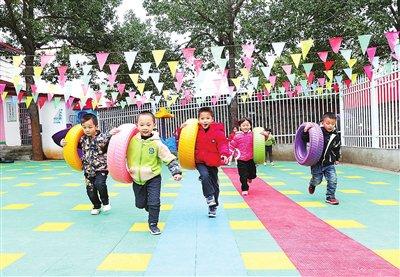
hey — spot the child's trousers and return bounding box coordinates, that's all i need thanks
[132,175,161,225]
[309,163,337,199]
[237,159,257,191]
[196,163,219,207]
[85,171,109,209]
[265,145,273,162]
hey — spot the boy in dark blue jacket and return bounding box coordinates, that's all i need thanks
[302,112,341,205]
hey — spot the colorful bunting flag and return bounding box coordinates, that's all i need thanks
[290,53,302,68]
[358,34,372,54]
[210,46,224,60]
[317,51,328,62]
[13,55,24,67]
[124,51,138,71]
[242,43,255,57]
[329,37,343,53]
[272,42,285,57]
[152,49,166,67]
[299,39,314,59]
[96,52,109,70]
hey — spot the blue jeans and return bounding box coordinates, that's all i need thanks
[196,163,219,207]
[309,163,337,199]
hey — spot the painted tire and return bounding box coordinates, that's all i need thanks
[107,124,138,183]
[253,127,266,164]
[63,124,84,171]
[178,119,199,170]
[294,122,324,166]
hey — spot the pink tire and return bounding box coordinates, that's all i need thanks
[107,124,138,183]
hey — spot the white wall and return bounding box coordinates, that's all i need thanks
[3,99,21,146]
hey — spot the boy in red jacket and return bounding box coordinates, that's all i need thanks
[193,107,230,218]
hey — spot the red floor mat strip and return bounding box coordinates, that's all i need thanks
[223,168,399,276]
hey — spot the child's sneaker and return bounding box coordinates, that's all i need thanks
[102,204,111,212]
[242,191,248,196]
[208,206,217,218]
[325,198,339,205]
[308,185,315,194]
[206,195,216,206]
[91,208,100,215]
[248,178,253,183]
[149,223,161,235]
[263,162,267,165]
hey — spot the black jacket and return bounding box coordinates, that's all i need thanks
[302,127,341,166]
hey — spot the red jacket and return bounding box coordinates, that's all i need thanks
[195,123,230,167]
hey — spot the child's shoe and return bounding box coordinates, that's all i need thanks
[102,204,111,212]
[248,178,252,183]
[91,208,100,215]
[149,223,161,235]
[242,190,248,196]
[308,185,315,194]
[263,162,267,165]
[206,195,216,206]
[208,206,217,218]
[325,198,339,205]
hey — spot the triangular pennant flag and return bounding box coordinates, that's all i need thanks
[290,53,302,68]
[324,60,334,70]
[194,59,203,75]
[58,75,67,87]
[13,55,24,67]
[175,71,184,86]
[335,75,343,85]
[264,83,272,92]
[155,82,164,93]
[1,91,8,101]
[329,37,342,53]
[242,56,253,72]
[358,34,372,54]
[33,66,43,77]
[269,75,277,87]
[107,74,116,86]
[265,54,277,67]
[303,63,313,76]
[351,73,358,84]
[282,64,292,75]
[239,68,249,80]
[144,91,152,101]
[344,79,352,88]
[80,75,90,86]
[69,54,80,68]
[81,64,92,76]
[384,31,399,52]
[256,92,263,102]
[163,89,170,99]
[129,73,140,86]
[343,68,352,79]
[348,58,357,68]
[124,51,138,71]
[366,47,377,63]
[181,47,196,64]
[137,83,145,94]
[12,75,21,87]
[340,49,352,62]
[15,84,22,94]
[40,54,55,68]
[242,43,255,57]
[25,96,33,108]
[117,83,126,95]
[32,91,39,102]
[210,46,224,60]
[167,61,179,77]
[307,71,315,85]
[174,81,182,92]
[152,49,166,67]
[316,87,324,94]
[95,91,103,102]
[231,77,242,90]
[282,81,290,92]
[149,72,160,84]
[272,42,285,57]
[0,83,6,94]
[247,89,253,98]
[140,62,151,80]
[278,87,286,94]
[300,79,308,91]
[211,95,219,105]
[96,52,109,70]
[287,74,296,85]
[120,100,127,109]
[318,77,326,87]
[53,97,61,109]
[216,58,228,71]
[47,93,54,102]
[299,39,314,59]
[37,96,47,109]
[250,77,259,88]
[154,95,162,104]
[91,99,98,109]
[240,94,248,103]
[109,64,120,76]
[261,66,271,79]
[57,65,67,76]
[317,51,329,62]
[324,70,333,81]
[111,91,119,101]
[128,91,136,102]
[363,65,373,81]
[372,56,380,69]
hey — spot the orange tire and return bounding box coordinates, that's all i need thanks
[63,124,84,171]
[178,119,198,170]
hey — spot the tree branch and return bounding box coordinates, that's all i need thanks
[4,0,27,47]
[233,0,246,17]
[389,3,399,29]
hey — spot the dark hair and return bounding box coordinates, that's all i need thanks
[81,113,98,126]
[198,107,214,117]
[138,110,156,123]
[265,128,272,132]
[322,112,337,121]
[238,117,252,128]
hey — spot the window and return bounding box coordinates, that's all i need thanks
[6,102,17,122]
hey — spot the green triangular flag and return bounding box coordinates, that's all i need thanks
[358,34,372,54]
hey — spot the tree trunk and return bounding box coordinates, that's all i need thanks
[24,54,45,160]
[227,3,238,130]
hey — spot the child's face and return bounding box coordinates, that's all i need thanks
[198,111,214,129]
[137,114,155,136]
[322,117,336,132]
[81,119,98,137]
[240,120,251,132]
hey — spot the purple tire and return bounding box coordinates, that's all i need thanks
[52,127,83,158]
[294,122,324,166]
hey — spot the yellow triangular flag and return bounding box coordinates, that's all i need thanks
[91,99,98,109]
[247,90,253,98]
[264,83,272,91]
[167,61,179,77]
[324,70,333,81]
[13,55,24,67]
[163,90,170,99]
[300,39,314,59]
[317,87,324,94]
[2,91,8,101]
[351,73,358,84]
[26,96,33,108]
[12,75,21,86]
[290,53,302,68]
[170,94,179,105]
[325,81,332,90]
[152,49,166,67]
[240,94,248,103]
[129,73,139,86]
[34,66,43,77]
[48,83,57,94]
[231,77,242,89]
[239,68,249,80]
[348,58,357,68]
[137,83,145,94]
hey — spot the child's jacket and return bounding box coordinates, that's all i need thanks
[128,132,181,185]
[195,123,230,167]
[265,135,276,146]
[229,131,253,161]
[79,131,111,177]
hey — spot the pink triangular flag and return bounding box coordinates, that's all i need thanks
[256,92,263,102]
[174,81,182,92]
[109,64,120,76]
[318,77,326,86]
[282,64,292,75]
[81,84,89,96]
[96,52,109,70]
[117,83,126,95]
[329,37,343,53]
[30,84,37,94]
[228,86,235,94]
[0,83,6,94]
[194,58,203,75]
[269,75,277,87]
[95,91,103,102]
[40,54,55,68]
[242,43,255,57]
[385,31,399,52]
[317,51,329,62]
[57,65,68,76]
[213,79,222,91]
[363,65,373,81]
[47,93,54,102]
[108,74,117,86]
[242,56,254,72]
[128,91,136,102]
[211,95,219,105]
[58,75,67,87]
[282,81,290,92]
[181,48,195,64]
[175,71,184,86]
[366,47,377,63]
[264,89,270,97]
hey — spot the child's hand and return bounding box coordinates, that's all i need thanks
[304,122,313,132]
[221,155,229,165]
[173,174,182,181]
[109,127,120,135]
[60,139,67,147]
[335,161,340,165]
[180,122,188,129]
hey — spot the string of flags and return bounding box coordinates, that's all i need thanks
[0,31,398,110]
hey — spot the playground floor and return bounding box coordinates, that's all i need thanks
[1,160,399,276]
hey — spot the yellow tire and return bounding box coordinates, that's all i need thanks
[63,124,84,171]
[178,118,198,170]
[253,127,266,164]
